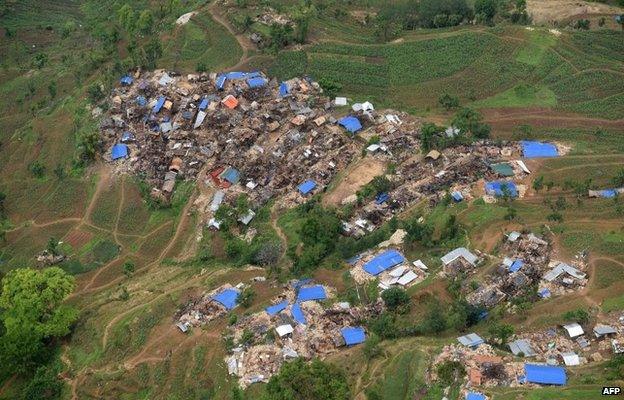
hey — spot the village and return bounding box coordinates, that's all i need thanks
[98,68,624,399]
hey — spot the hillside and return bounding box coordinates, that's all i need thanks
[1,1,624,399]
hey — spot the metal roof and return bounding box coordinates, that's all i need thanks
[441,247,479,266]
[509,339,536,357]
[457,333,484,347]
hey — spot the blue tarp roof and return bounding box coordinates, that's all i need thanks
[215,75,227,90]
[247,77,267,88]
[291,302,306,324]
[485,181,518,198]
[199,98,209,110]
[375,192,390,205]
[599,189,618,198]
[212,288,240,310]
[346,254,362,266]
[524,364,567,385]
[341,327,366,346]
[538,288,551,298]
[510,259,524,273]
[298,180,317,195]
[363,249,405,276]
[120,75,133,85]
[522,141,559,158]
[279,82,289,97]
[466,392,486,400]
[292,278,313,289]
[266,300,289,316]
[338,116,362,133]
[225,71,248,79]
[153,96,166,113]
[221,168,240,184]
[297,285,327,302]
[452,191,464,202]
[121,131,134,142]
[136,96,147,106]
[111,144,128,160]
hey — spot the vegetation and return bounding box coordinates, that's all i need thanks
[262,358,350,400]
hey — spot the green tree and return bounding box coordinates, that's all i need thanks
[122,261,135,277]
[238,287,256,308]
[451,107,490,139]
[563,308,590,324]
[28,161,46,178]
[436,360,465,384]
[475,0,498,23]
[117,4,136,31]
[262,358,350,400]
[0,267,78,374]
[419,0,472,28]
[268,23,293,51]
[532,175,544,192]
[438,93,460,111]
[136,10,154,34]
[143,37,162,69]
[488,323,514,345]
[381,287,410,311]
[21,363,63,400]
[292,2,316,44]
[47,81,57,99]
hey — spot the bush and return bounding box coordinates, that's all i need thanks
[436,360,465,384]
[438,93,460,110]
[562,308,590,324]
[381,287,410,311]
[28,161,46,178]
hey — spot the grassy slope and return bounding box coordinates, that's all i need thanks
[261,25,624,118]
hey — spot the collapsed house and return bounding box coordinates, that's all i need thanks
[540,261,588,295]
[466,232,551,309]
[224,281,380,387]
[441,247,480,276]
[348,248,427,289]
[175,284,241,331]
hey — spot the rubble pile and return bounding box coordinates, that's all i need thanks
[343,141,525,235]
[175,283,238,328]
[431,344,523,388]
[467,232,551,308]
[538,251,589,296]
[35,249,66,266]
[225,284,383,387]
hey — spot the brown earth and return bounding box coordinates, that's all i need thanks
[323,158,387,206]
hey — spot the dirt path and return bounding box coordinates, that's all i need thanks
[206,3,254,70]
[270,203,288,261]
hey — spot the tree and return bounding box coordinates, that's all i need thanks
[143,37,162,69]
[381,287,410,311]
[489,323,514,345]
[613,168,624,187]
[438,93,460,111]
[238,287,256,308]
[21,363,63,400]
[317,77,341,99]
[136,10,154,34]
[363,333,381,359]
[0,267,78,374]
[268,23,293,51]
[28,161,46,178]
[122,261,135,277]
[436,360,465,384]
[47,81,57,99]
[117,4,136,31]
[262,358,350,400]
[563,308,590,324]
[440,214,460,241]
[451,108,490,139]
[47,237,60,256]
[292,3,316,44]
[475,0,498,23]
[419,0,472,28]
[532,175,544,192]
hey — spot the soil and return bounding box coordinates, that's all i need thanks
[527,0,624,24]
[323,158,387,206]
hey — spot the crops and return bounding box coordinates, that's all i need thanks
[267,27,624,118]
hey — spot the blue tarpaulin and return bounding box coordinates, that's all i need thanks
[485,181,518,198]
[510,259,524,273]
[120,75,133,85]
[341,327,366,346]
[346,254,362,266]
[291,303,306,324]
[212,288,240,310]
[225,71,248,79]
[338,116,362,133]
[111,144,128,160]
[538,288,551,298]
[363,249,405,276]
[136,96,147,106]
[199,98,209,110]
[524,364,567,385]
[216,75,227,90]
[298,180,317,195]
[292,278,313,289]
[247,77,267,88]
[279,82,289,97]
[221,168,240,184]
[451,191,464,202]
[521,141,559,158]
[297,285,327,302]
[599,189,618,198]
[153,96,166,113]
[466,392,486,400]
[375,192,389,204]
[121,131,134,142]
[266,300,289,316]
